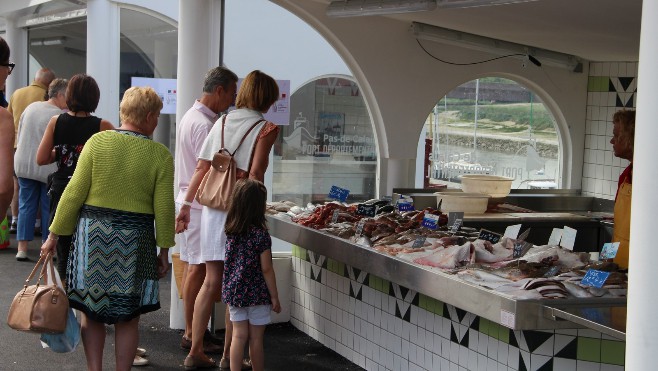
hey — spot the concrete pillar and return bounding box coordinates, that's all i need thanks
[153,39,175,149]
[86,0,120,125]
[3,17,28,96]
[626,0,658,367]
[380,157,415,196]
[170,0,223,330]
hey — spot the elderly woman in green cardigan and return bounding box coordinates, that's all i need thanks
[41,86,175,371]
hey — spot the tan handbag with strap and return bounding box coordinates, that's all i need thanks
[196,116,264,210]
[7,252,69,334]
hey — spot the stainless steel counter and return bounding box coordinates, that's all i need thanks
[268,216,626,334]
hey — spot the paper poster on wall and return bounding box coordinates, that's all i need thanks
[131,77,177,114]
[232,78,290,125]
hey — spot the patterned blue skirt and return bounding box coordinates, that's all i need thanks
[67,205,160,324]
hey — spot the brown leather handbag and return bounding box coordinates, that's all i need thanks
[196,116,264,210]
[7,253,69,334]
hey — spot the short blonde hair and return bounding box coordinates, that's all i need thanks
[120,86,163,129]
[235,70,279,112]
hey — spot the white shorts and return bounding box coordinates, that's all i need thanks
[200,206,228,262]
[176,203,204,264]
[228,304,272,325]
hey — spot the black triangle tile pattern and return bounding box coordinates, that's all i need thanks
[450,324,459,343]
[523,330,553,353]
[554,338,578,359]
[310,267,322,282]
[394,300,412,322]
[609,79,616,92]
[537,358,553,371]
[469,316,480,330]
[459,327,469,348]
[399,285,409,299]
[455,307,467,323]
[519,352,528,371]
[349,282,362,300]
[411,292,420,306]
[616,94,635,108]
[619,77,635,91]
[509,331,519,348]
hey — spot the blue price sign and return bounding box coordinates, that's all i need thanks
[581,269,611,288]
[328,185,350,202]
[422,213,439,230]
[397,202,414,212]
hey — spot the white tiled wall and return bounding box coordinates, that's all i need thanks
[582,62,637,199]
[290,247,626,371]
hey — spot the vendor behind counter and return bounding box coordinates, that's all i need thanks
[610,109,635,269]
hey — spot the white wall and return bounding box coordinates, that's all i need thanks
[582,62,637,199]
[272,0,589,194]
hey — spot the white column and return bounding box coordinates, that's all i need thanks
[626,0,658,368]
[152,40,175,148]
[86,0,120,125]
[170,0,223,330]
[380,157,415,196]
[3,17,28,96]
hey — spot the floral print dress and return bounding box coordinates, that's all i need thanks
[222,225,272,307]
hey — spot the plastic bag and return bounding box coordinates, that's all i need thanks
[40,308,80,353]
[39,260,81,353]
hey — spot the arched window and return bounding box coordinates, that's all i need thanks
[423,77,561,190]
[272,75,377,204]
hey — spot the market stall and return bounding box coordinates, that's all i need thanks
[267,198,626,370]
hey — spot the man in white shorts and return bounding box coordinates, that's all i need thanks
[175,66,238,353]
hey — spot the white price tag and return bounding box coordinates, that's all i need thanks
[547,228,563,246]
[503,224,522,239]
[500,309,516,329]
[560,226,577,251]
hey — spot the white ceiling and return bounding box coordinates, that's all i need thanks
[312,0,642,62]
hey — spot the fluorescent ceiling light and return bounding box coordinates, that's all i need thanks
[327,0,437,18]
[411,21,583,72]
[31,37,66,46]
[436,0,539,8]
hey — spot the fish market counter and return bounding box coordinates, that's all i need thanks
[269,216,628,370]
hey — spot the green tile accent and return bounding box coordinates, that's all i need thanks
[498,324,509,343]
[418,294,428,310]
[369,275,379,290]
[299,247,307,261]
[380,279,390,294]
[489,322,500,338]
[420,295,436,313]
[588,76,609,92]
[479,318,490,335]
[577,337,601,362]
[601,340,625,366]
[434,300,443,316]
[327,258,336,273]
[336,261,345,277]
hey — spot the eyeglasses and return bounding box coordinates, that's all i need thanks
[1,63,15,74]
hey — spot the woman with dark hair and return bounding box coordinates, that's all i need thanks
[177,70,281,369]
[36,74,114,276]
[0,37,14,222]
